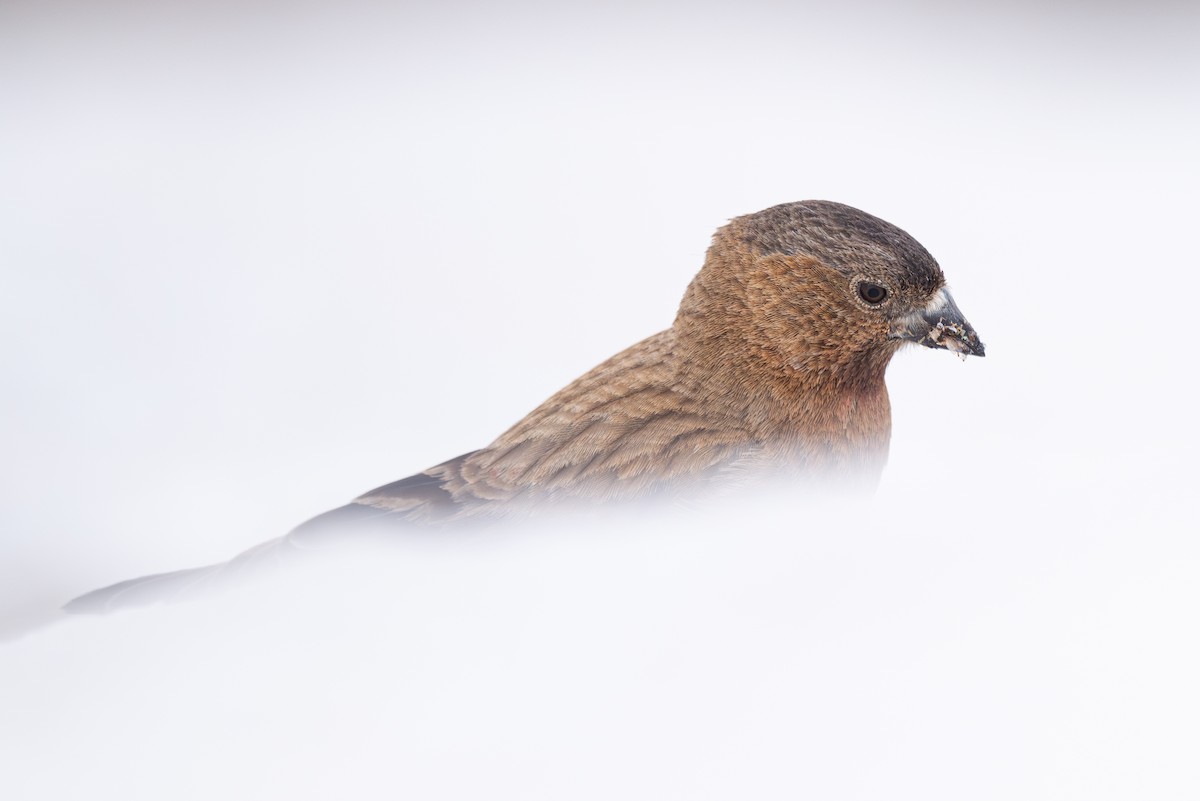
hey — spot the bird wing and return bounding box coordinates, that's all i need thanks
[398,331,759,509]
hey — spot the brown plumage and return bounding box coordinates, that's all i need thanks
[67,200,983,612]
[348,199,981,522]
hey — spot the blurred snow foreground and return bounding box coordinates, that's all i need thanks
[61,475,888,615]
[3,455,1198,801]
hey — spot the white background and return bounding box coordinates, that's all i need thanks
[2,1,1198,798]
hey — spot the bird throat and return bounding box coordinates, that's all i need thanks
[735,345,895,480]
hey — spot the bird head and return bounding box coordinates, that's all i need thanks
[677,200,984,384]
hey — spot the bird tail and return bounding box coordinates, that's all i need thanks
[62,535,293,614]
[63,503,407,615]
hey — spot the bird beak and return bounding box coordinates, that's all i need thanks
[890,288,986,358]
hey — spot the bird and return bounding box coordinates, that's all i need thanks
[66,200,984,613]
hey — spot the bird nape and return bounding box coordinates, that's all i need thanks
[66,200,985,614]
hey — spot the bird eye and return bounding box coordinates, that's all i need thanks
[858,282,888,305]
